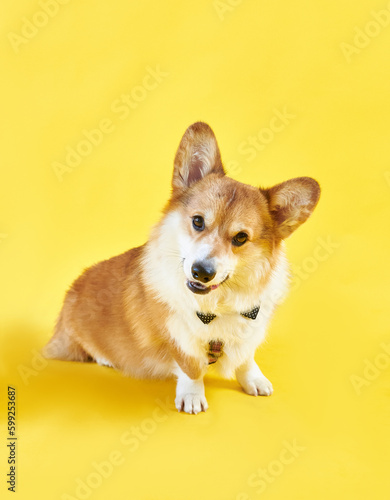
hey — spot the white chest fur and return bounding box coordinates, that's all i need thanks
[142,212,290,378]
[165,258,289,378]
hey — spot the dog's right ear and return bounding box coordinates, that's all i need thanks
[172,122,225,191]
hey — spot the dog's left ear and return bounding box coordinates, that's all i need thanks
[262,177,321,239]
[172,122,225,191]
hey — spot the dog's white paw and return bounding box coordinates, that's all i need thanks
[240,376,273,397]
[175,393,209,414]
[236,360,273,397]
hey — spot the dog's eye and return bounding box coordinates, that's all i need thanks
[192,216,205,231]
[232,232,248,246]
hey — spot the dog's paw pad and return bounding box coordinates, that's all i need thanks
[175,393,208,414]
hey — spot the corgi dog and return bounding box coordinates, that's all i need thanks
[43,122,320,414]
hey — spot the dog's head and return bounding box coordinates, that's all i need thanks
[167,122,320,296]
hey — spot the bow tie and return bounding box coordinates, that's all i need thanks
[196,305,260,325]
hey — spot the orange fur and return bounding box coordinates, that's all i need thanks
[43,122,320,412]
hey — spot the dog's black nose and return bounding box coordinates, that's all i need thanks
[191,261,216,283]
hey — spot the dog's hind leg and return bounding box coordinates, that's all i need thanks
[42,312,91,362]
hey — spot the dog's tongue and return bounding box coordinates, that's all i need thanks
[208,340,224,364]
[209,340,223,353]
[191,281,219,291]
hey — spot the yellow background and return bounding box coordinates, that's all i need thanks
[1,1,390,499]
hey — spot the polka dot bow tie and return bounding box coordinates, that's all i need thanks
[196,305,260,325]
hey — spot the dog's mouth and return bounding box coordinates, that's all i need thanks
[186,276,229,295]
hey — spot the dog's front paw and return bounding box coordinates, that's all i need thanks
[240,375,273,397]
[175,393,209,414]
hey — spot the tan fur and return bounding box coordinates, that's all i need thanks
[43,242,207,379]
[44,247,193,378]
[43,122,320,409]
